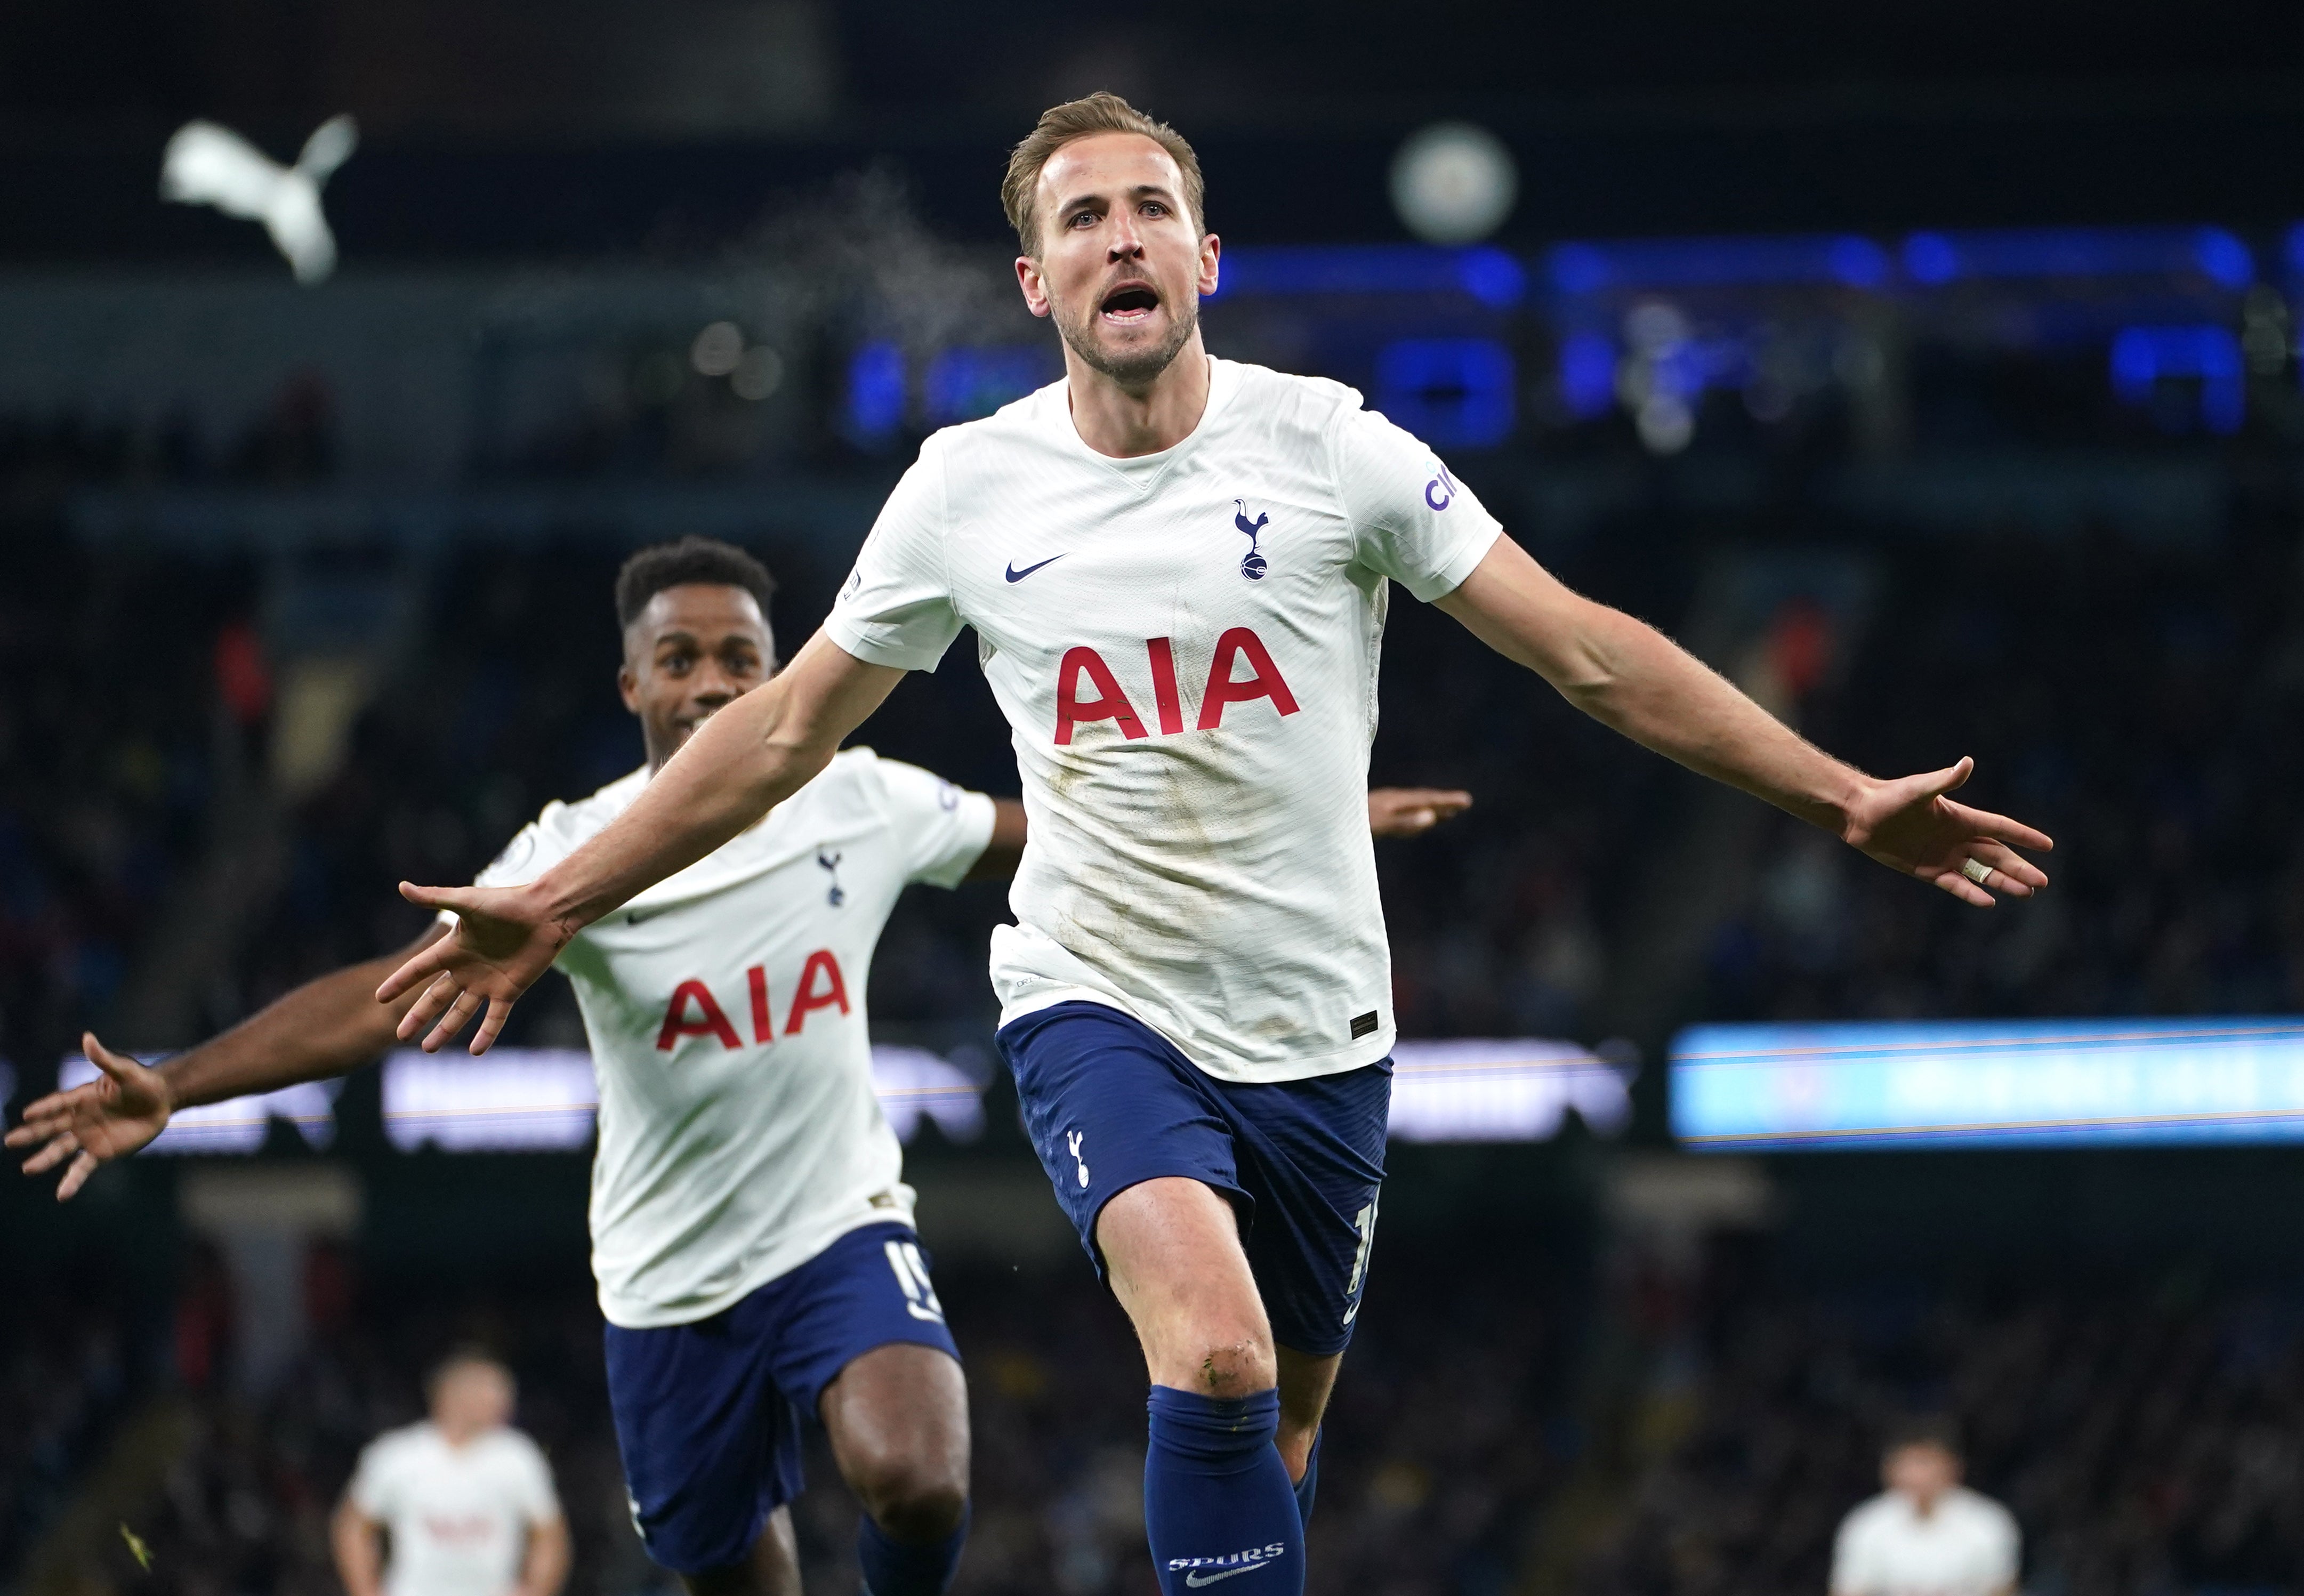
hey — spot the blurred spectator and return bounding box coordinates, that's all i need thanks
[333,1352,570,1596]
[1828,1420,2017,1596]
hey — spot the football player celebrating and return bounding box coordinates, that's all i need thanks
[373,95,2051,1596]
[12,535,1469,1596]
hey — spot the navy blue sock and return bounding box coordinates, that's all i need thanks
[856,1504,968,1596]
[1143,1387,1304,1596]
[1291,1428,1323,1528]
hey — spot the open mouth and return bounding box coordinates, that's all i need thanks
[1098,283,1160,325]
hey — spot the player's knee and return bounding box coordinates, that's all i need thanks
[845,1444,969,1543]
[1180,1331,1276,1398]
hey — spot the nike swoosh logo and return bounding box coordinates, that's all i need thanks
[1185,1566,1273,1587]
[1004,554,1065,583]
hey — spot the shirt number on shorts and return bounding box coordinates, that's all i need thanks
[1341,1196,1380,1327]
[884,1239,946,1323]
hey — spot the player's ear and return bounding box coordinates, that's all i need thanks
[617,660,642,713]
[1197,232,1221,299]
[1016,254,1051,318]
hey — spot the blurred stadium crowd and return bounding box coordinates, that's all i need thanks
[0,1236,1579,1596]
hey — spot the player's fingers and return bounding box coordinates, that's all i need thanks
[4,1113,62,1149]
[1420,788,1473,814]
[376,941,453,1004]
[469,997,514,1057]
[57,1151,99,1201]
[395,972,461,1042]
[82,1031,142,1085]
[22,1132,77,1175]
[422,989,485,1055]
[1972,840,2047,892]
[396,880,473,914]
[1949,802,2055,855]
[1928,865,1994,908]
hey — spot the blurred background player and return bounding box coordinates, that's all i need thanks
[1831,1420,2020,1596]
[9,535,1467,1596]
[376,94,2050,1596]
[334,1350,570,1596]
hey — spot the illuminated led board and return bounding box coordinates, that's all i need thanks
[379,1045,988,1152]
[1672,1019,2304,1150]
[1387,1039,1630,1143]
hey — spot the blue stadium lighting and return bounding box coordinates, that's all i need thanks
[1207,245,1526,308]
[1672,1018,2304,1150]
[2285,223,2304,278]
[1543,234,1891,294]
[2109,325,2245,433]
[1374,337,1516,448]
[1898,227,2254,286]
[923,346,1054,425]
[844,341,907,443]
[1557,330,1618,419]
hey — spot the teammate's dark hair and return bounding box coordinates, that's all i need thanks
[614,536,777,630]
[1883,1415,1962,1458]
[1002,92,1205,256]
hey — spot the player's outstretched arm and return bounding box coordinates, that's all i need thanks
[7,925,445,1199]
[381,631,907,1052]
[1435,536,2052,906]
[1369,787,1473,837]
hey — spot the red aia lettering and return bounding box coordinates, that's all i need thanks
[1051,632,1299,745]
[1197,627,1300,730]
[656,979,740,1052]
[1053,646,1149,745]
[747,965,775,1045]
[1146,636,1186,735]
[785,949,851,1033]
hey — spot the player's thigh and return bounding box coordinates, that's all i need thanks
[605,1309,803,1578]
[820,1341,970,1523]
[678,1508,801,1596]
[1097,1175,1275,1395]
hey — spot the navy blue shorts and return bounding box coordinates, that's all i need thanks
[602,1220,961,1575]
[998,1001,1391,1357]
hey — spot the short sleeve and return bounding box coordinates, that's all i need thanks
[1828,1509,1873,1596]
[825,444,964,671]
[1983,1503,2020,1585]
[1330,402,1504,602]
[509,1435,562,1522]
[347,1437,400,1519]
[873,756,997,889]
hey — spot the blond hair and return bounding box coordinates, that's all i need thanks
[1001,92,1205,257]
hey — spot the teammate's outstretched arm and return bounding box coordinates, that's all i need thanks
[381,631,906,1053]
[1435,536,2051,905]
[8,925,447,1199]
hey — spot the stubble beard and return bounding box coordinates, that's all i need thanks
[1053,289,1199,388]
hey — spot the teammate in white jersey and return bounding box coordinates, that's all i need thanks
[11,535,1465,1595]
[334,1351,569,1596]
[373,96,2052,1596]
[1831,1421,2019,1596]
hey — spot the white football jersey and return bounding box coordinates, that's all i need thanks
[348,1422,560,1596]
[1831,1488,2020,1596]
[827,357,1502,1083]
[471,748,994,1327]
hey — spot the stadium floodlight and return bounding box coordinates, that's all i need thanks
[1673,1018,2304,1150]
[1390,123,1518,245]
[160,114,358,285]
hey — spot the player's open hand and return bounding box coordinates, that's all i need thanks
[1842,757,2053,907]
[377,882,573,1054]
[6,1032,173,1199]
[1369,787,1474,837]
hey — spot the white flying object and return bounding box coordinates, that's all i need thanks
[161,115,358,284]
